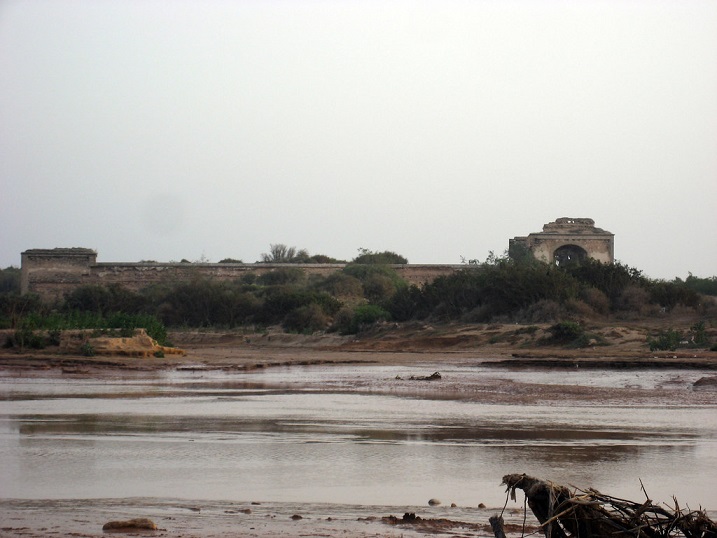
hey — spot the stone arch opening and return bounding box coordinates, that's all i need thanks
[553,244,587,266]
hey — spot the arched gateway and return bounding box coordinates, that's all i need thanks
[509,218,614,265]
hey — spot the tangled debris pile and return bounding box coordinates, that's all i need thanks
[494,474,716,538]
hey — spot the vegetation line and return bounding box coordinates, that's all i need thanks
[2,246,716,353]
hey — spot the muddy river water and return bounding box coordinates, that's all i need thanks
[1,362,716,514]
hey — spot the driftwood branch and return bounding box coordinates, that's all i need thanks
[497,473,717,538]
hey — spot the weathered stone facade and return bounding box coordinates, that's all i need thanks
[22,219,615,300]
[509,217,614,265]
[21,248,463,301]
[21,248,98,298]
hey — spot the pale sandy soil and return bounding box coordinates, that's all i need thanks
[1,320,716,372]
[1,321,716,537]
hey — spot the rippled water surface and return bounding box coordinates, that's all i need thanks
[1,364,716,509]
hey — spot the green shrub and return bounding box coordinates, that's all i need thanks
[336,304,391,335]
[352,249,408,265]
[648,329,681,351]
[547,321,584,343]
[282,303,331,334]
[0,267,21,294]
[47,329,61,346]
[683,274,717,296]
[690,321,708,346]
[313,273,363,299]
[571,333,606,348]
[579,287,610,315]
[13,326,46,349]
[6,311,168,346]
[353,304,391,325]
[80,341,95,357]
[342,264,407,304]
[259,287,340,325]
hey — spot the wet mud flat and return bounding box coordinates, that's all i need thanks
[2,346,717,537]
[0,497,539,538]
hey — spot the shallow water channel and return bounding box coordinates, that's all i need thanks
[1,362,716,511]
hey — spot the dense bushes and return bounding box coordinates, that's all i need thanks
[386,255,711,324]
[387,260,580,322]
[333,304,391,335]
[647,323,709,351]
[352,249,408,265]
[0,267,20,294]
[0,264,404,337]
[259,244,346,264]
[1,256,714,341]
[681,274,717,296]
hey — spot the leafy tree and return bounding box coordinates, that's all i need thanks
[0,267,21,294]
[387,285,426,321]
[352,248,408,265]
[342,264,407,304]
[261,244,301,263]
[260,244,344,264]
[0,293,45,329]
[648,281,700,310]
[682,274,717,296]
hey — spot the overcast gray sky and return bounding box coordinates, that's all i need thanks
[1,0,715,279]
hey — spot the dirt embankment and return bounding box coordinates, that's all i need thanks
[1,320,716,372]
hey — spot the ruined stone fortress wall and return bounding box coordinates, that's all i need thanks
[21,218,614,301]
[21,248,463,301]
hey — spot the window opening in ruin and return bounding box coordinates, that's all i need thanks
[553,245,587,266]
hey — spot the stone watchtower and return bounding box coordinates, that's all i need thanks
[509,218,614,266]
[21,248,97,299]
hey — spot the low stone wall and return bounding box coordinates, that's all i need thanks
[21,249,464,301]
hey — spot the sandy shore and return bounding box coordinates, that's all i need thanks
[1,322,716,537]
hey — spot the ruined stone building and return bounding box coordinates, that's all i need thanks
[509,217,614,265]
[20,218,614,301]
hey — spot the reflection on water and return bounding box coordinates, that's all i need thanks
[1,365,716,509]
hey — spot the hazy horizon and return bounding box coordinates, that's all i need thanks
[2,1,716,279]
